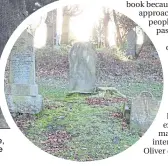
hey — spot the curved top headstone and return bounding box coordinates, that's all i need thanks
[68,42,97,93]
[130,91,159,133]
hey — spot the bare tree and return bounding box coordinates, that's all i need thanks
[63,5,82,16]
[116,12,137,41]
[61,5,82,44]
[91,18,104,48]
[102,7,111,47]
[113,10,122,47]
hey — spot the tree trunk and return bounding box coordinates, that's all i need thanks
[104,24,109,47]
[113,10,122,47]
[135,31,145,58]
[103,13,110,47]
[61,15,70,44]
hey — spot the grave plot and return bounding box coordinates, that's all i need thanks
[5,37,162,161]
[14,85,140,161]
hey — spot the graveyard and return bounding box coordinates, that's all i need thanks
[4,6,163,161]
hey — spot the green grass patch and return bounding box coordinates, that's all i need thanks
[39,85,68,100]
[116,82,163,100]
[24,81,162,161]
[25,101,139,161]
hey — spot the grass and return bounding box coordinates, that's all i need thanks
[57,105,137,161]
[15,75,162,161]
[10,76,161,162]
[38,81,163,102]
[21,84,143,161]
[116,82,163,100]
[26,103,139,161]
[39,85,68,100]
[8,43,163,160]
[34,81,162,160]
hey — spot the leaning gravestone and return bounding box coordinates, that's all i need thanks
[68,42,97,93]
[130,91,159,134]
[5,29,43,114]
[125,29,137,57]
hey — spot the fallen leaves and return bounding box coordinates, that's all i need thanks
[34,45,163,85]
[14,113,36,132]
[86,97,127,106]
[42,130,71,153]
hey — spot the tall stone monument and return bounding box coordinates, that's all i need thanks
[5,29,43,114]
[68,42,97,93]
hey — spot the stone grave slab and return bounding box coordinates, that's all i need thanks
[68,42,97,93]
[125,29,137,57]
[5,29,43,114]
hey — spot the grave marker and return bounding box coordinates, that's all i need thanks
[5,29,43,114]
[130,91,159,134]
[126,29,137,58]
[68,42,97,93]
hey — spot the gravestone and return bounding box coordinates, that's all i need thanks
[5,29,43,114]
[130,91,159,134]
[125,29,137,57]
[68,42,97,93]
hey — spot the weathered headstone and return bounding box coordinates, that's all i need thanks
[125,29,137,57]
[68,42,97,93]
[5,29,43,114]
[130,91,159,134]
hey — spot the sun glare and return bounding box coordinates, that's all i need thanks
[70,5,103,42]
[32,4,143,48]
[34,22,47,49]
[108,21,116,46]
